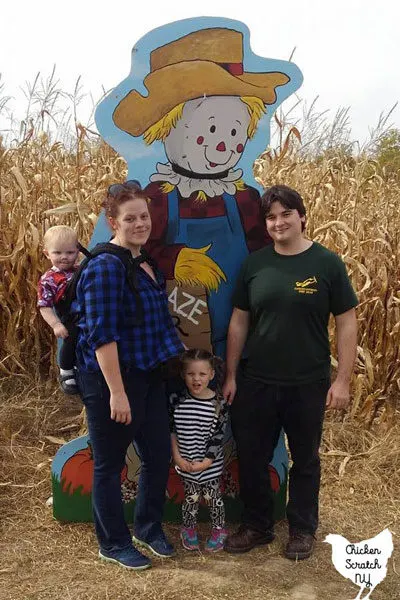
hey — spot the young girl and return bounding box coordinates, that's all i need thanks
[168,349,229,552]
[37,225,79,394]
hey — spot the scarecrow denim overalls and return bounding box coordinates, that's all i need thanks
[166,187,249,357]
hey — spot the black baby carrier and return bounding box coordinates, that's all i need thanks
[55,241,157,341]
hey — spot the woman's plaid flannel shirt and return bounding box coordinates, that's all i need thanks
[74,253,184,372]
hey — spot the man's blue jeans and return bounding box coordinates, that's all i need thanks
[76,366,171,552]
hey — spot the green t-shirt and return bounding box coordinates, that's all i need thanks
[233,242,358,385]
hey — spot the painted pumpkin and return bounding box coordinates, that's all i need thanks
[61,442,128,496]
[166,463,185,503]
[165,459,280,503]
[268,464,280,493]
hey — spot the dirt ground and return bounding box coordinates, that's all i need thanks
[0,384,399,600]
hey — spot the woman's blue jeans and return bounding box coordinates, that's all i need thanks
[76,366,171,552]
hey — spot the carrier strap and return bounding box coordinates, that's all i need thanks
[56,242,158,326]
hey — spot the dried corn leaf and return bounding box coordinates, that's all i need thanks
[43,203,77,215]
[10,166,28,197]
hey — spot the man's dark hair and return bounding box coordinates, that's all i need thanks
[261,185,307,231]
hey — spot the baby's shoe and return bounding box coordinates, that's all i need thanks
[205,527,228,552]
[180,527,199,551]
[59,370,79,395]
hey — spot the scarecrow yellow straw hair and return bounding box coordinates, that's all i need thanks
[143,103,185,144]
[241,96,266,138]
[143,96,266,145]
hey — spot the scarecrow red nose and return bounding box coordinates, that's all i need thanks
[216,141,226,152]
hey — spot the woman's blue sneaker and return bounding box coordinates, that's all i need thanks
[132,531,175,558]
[99,546,151,570]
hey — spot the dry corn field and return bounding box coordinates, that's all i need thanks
[0,131,399,599]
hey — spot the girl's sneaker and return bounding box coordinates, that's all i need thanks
[205,528,228,552]
[180,527,199,551]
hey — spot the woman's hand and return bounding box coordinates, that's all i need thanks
[95,342,130,424]
[110,390,132,425]
[190,458,213,472]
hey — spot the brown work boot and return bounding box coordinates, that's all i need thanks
[224,525,275,554]
[284,529,315,560]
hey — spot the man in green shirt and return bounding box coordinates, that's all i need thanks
[223,185,358,560]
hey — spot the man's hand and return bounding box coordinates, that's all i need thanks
[175,457,193,472]
[110,391,132,425]
[53,322,69,339]
[326,379,350,410]
[190,458,213,472]
[222,376,237,405]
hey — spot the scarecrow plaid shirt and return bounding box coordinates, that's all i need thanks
[74,253,184,372]
[145,182,271,278]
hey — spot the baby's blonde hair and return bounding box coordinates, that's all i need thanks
[143,96,266,144]
[43,225,78,250]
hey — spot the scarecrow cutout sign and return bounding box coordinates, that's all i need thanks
[52,17,303,522]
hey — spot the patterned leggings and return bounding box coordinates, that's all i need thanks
[182,477,225,529]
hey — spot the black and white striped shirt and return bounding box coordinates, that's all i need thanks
[169,389,228,483]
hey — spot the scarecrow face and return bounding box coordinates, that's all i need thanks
[164,96,251,174]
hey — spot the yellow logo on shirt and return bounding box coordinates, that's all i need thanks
[294,276,318,294]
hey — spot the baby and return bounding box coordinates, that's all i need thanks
[37,225,79,394]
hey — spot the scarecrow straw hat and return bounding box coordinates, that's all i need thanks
[113,28,290,137]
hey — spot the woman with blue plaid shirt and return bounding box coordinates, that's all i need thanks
[75,182,184,571]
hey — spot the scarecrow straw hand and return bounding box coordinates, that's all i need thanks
[174,244,226,292]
